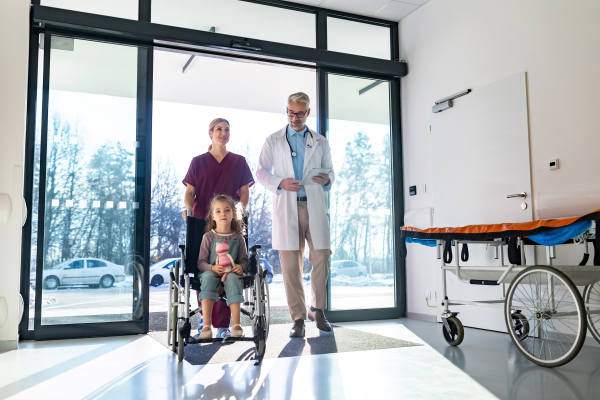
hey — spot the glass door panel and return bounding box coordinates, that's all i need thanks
[34,34,148,335]
[326,73,395,311]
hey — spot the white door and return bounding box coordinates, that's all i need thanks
[431,73,533,332]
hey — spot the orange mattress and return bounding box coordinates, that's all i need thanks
[401,209,600,241]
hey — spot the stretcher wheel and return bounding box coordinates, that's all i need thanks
[511,312,530,341]
[442,317,464,346]
[505,266,587,368]
[583,281,600,345]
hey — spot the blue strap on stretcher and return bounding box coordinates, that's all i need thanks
[405,237,438,247]
[527,220,592,246]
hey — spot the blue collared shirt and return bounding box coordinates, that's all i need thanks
[285,125,331,197]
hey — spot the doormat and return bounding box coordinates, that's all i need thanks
[148,323,422,366]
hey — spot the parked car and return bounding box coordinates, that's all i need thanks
[259,260,274,283]
[330,260,368,278]
[149,258,180,287]
[31,258,126,289]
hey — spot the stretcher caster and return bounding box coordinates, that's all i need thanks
[442,316,464,346]
[583,281,600,345]
[505,266,587,367]
[511,312,530,341]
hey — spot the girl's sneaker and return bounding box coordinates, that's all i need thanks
[216,328,231,338]
[231,324,245,338]
[199,326,213,339]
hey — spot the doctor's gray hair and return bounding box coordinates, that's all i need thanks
[287,92,310,109]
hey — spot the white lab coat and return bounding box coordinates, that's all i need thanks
[256,126,335,251]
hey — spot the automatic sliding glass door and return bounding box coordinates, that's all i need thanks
[32,33,150,339]
[324,71,401,321]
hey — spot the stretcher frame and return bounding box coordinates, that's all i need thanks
[402,211,600,368]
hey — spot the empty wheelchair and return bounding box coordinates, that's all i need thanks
[166,212,271,365]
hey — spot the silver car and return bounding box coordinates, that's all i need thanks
[330,260,368,278]
[31,258,126,289]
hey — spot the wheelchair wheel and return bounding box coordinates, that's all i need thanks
[263,276,271,340]
[583,281,600,345]
[442,316,464,346]
[505,266,586,367]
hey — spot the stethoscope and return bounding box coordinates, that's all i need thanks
[286,125,313,157]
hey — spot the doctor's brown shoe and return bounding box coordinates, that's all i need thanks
[308,307,332,332]
[290,319,305,338]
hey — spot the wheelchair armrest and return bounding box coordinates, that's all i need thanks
[249,244,262,252]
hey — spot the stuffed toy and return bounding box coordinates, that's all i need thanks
[216,240,236,282]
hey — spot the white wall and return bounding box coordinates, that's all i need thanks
[0,0,30,348]
[400,0,600,318]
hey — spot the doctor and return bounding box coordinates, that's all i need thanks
[257,92,334,338]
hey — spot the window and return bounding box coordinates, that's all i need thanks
[327,17,391,60]
[152,0,316,48]
[68,260,84,269]
[40,0,138,20]
[87,260,107,268]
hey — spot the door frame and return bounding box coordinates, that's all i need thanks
[21,1,406,339]
[318,67,405,323]
[20,30,153,341]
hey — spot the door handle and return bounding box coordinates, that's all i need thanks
[507,192,527,199]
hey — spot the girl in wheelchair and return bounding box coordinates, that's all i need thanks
[197,194,248,339]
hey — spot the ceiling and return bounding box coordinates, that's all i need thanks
[286,0,430,21]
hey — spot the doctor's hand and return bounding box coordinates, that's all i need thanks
[279,178,302,192]
[312,173,330,186]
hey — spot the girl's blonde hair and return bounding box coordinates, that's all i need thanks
[205,194,245,235]
[207,118,230,152]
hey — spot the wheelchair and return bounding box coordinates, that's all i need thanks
[166,212,271,365]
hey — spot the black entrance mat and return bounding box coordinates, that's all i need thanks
[149,307,294,332]
[148,323,422,366]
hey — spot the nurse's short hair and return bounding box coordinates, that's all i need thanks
[287,92,310,109]
[209,118,230,132]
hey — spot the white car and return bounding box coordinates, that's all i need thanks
[31,258,126,289]
[330,260,368,278]
[149,258,180,287]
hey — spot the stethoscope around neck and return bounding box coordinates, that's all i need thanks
[286,125,313,157]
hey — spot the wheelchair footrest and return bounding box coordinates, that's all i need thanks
[185,333,262,344]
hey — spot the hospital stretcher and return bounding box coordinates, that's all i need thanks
[401,209,600,367]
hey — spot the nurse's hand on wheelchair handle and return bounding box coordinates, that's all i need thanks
[232,264,243,275]
[211,264,224,276]
[279,178,302,192]
[182,209,194,220]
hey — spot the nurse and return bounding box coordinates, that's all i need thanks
[256,92,335,338]
[182,118,254,338]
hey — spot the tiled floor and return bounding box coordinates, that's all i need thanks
[1,318,599,399]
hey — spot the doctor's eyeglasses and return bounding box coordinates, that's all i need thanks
[286,109,308,118]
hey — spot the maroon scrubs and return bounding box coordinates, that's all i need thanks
[183,152,254,219]
[183,151,254,328]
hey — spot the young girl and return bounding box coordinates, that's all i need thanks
[197,194,248,339]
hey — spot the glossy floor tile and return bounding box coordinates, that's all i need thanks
[1,318,599,399]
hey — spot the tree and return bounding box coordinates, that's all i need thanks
[150,159,185,262]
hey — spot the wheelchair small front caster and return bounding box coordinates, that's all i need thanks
[442,316,464,346]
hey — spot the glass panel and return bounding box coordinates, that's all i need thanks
[39,36,141,325]
[327,17,391,60]
[150,49,317,322]
[327,73,395,310]
[40,0,138,20]
[152,0,316,48]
